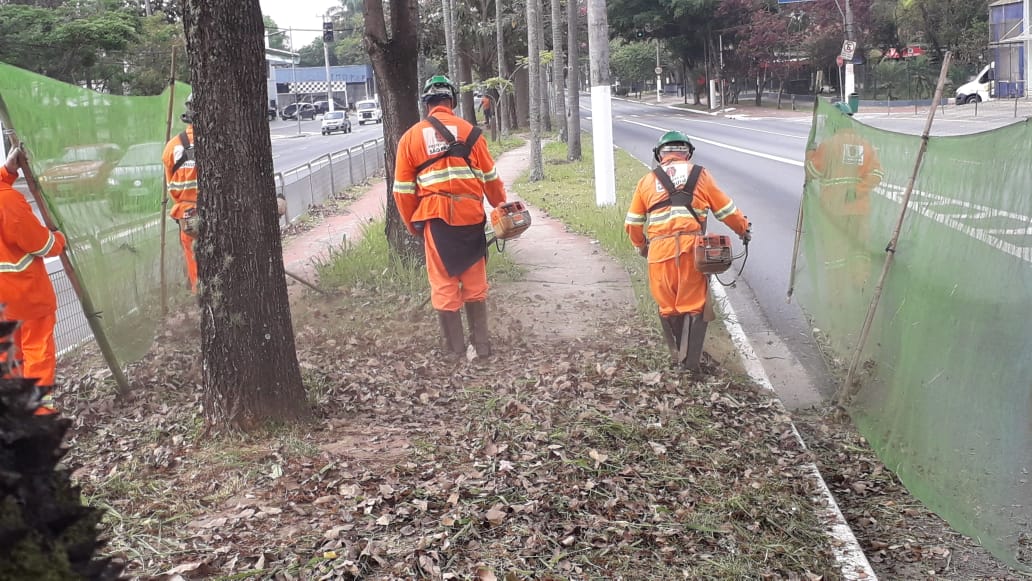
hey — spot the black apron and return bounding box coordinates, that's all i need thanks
[427,218,488,277]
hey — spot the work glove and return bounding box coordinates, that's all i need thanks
[4,146,23,174]
[637,244,649,258]
[741,220,752,245]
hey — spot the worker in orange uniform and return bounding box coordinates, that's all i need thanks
[163,93,200,292]
[0,145,67,414]
[624,131,751,371]
[393,75,508,358]
[478,93,493,127]
[804,102,883,288]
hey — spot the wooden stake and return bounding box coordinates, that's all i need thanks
[160,47,177,316]
[786,100,821,303]
[0,107,131,396]
[837,51,953,406]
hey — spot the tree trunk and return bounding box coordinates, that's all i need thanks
[182,0,309,430]
[565,0,581,160]
[539,0,552,133]
[461,49,477,126]
[365,0,423,261]
[443,0,461,116]
[514,65,529,127]
[550,0,566,142]
[527,0,544,181]
[495,0,508,136]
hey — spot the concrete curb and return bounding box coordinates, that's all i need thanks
[709,283,878,580]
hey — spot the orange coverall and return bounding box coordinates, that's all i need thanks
[0,165,66,387]
[162,124,199,292]
[393,105,508,311]
[624,156,749,316]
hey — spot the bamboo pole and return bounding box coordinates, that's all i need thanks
[786,99,822,302]
[160,47,177,316]
[0,106,131,396]
[837,51,953,406]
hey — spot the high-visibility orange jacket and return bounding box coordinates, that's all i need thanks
[624,156,749,263]
[393,105,507,236]
[805,131,883,216]
[163,124,198,221]
[0,166,66,320]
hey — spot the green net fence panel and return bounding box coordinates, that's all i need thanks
[795,99,1032,570]
[0,63,191,362]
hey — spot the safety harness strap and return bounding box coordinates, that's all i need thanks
[414,115,483,175]
[648,164,706,234]
[170,131,194,175]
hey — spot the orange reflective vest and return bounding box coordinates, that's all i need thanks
[805,131,883,216]
[0,166,66,320]
[624,156,749,263]
[163,124,198,221]
[393,105,507,235]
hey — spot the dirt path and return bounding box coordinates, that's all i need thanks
[280,142,637,341]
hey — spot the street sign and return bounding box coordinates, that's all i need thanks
[836,56,844,67]
[840,40,857,61]
[654,67,663,75]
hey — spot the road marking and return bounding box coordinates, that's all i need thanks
[623,119,805,167]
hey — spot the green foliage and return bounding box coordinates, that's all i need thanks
[609,39,658,87]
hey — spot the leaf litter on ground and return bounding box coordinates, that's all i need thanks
[59,281,845,580]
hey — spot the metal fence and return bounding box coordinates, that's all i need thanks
[51,136,387,357]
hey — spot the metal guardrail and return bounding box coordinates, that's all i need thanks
[50,136,387,357]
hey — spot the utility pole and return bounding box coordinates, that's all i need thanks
[290,27,301,135]
[843,0,856,98]
[656,38,662,103]
[587,0,616,206]
[323,25,334,112]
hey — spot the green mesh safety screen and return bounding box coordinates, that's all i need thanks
[795,99,1032,570]
[0,63,191,362]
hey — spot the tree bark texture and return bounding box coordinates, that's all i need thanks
[461,49,477,126]
[565,0,581,160]
[514,66,529,128]
[182,0,309,430]
[550,0,567,142]
[527,0,544,181]
[539,0,552,133]
[364,0,423,262]
[495,0,508,136]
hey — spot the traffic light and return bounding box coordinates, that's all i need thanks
[323,21,334,43]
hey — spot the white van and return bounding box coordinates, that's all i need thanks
[355,99,382,125]
[955,62,994,105]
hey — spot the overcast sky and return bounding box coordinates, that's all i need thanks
[260,0,341,50]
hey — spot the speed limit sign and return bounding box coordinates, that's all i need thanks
[654,67,663,75]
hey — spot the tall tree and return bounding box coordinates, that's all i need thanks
[550,0,567,142]
[364,0,423,260]
[181,0,309,430]
[496,0,509,136]
[527,0,545,181]
[539,0,552,133]
[264,15,287,50]
[566,0,581,160]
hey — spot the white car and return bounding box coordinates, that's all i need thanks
[355,99,382,125]
[321,110,352,135]
[956,62,994,105]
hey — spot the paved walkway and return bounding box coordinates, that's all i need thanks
[279,143,636,340]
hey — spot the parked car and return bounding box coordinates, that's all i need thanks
[281,103,317,120]
[268,105,278,121]
[355,99,382,125]
[956,62,995,105]
[321,110,352,135]
[313,99,348,115]
[38,143,123,197]
[105,142,165,213]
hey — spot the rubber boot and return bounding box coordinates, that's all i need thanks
[436,310,466,356]
[682,314,709,373]
[660,314,685,363]
[464,301,491,357]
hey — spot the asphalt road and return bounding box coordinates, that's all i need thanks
[269,115,385,174]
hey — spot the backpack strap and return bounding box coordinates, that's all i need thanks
[648,164,706,233]
[170,130,194,175]
[414,116,483,175]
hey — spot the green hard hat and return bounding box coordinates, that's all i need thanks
[834,101,854,116]
[422,75,458,104]
[653,130,695,162]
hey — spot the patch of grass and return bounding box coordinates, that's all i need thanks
[511,138,656,322]
[486,133,526,159]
